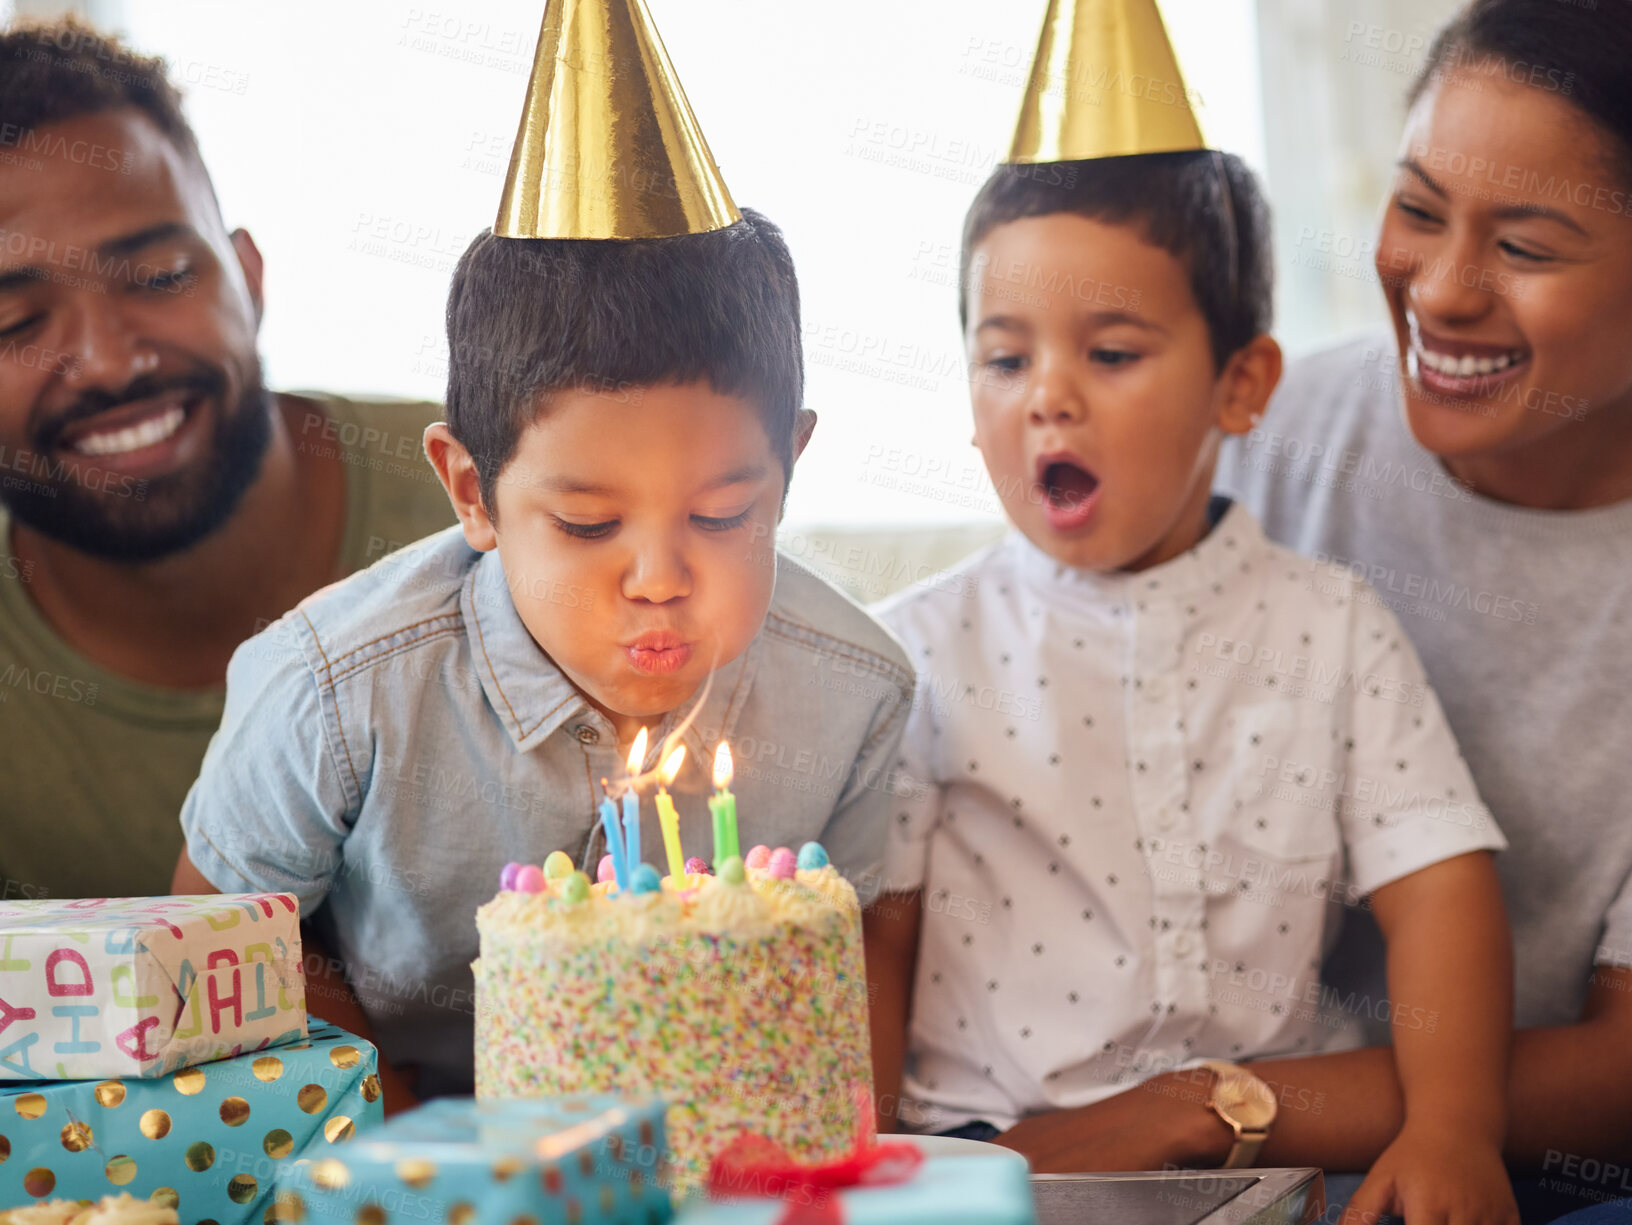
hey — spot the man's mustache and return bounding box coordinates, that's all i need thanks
[32,370,226,451]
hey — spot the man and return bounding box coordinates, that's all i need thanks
[0,19,454,899]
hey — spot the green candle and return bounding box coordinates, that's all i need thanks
[710,742,739,863]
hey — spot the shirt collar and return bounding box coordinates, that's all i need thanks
[461,549,591,752]
[1012,496,1264,606]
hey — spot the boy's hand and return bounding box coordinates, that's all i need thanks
[1342,1127,1518,1225]
[996,1070,1229,1173]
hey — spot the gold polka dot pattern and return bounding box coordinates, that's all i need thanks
[150,1187,180,1210]
[328,1047,361,1070]
[228,1174,258,1204]
[323,1117,354,1145]
[59,1122,92,1153]
[24,1166,54,1197]
[94,1083,127,1109]
[395,1159,436,1189]
[297,1086,327,1115]
[220,1098,251,1128]
[356,1204,385,1225]
[185,1142,216,1172]
[15,1095,47,1120]
[253,1057,285,1083]
[172,1069,206,1097]
[139,1109,172,1140]
[104,1155,137,1186]
[263,1129,294,1159]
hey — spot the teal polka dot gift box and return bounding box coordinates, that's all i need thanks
[278,1097,672,1225]
[0,1021,383,1224]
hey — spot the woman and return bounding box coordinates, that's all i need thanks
[1217,0,1632,1219]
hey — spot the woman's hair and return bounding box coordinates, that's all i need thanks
[1411,0,1632,183]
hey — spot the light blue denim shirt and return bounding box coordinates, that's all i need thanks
[180,526,913,1097]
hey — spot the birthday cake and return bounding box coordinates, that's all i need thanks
[472,839,875,1195]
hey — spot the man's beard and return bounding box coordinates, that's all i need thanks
[2,362,274,563]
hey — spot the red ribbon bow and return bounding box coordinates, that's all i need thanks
[706,1088,925,1225]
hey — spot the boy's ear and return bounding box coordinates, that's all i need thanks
[424,423,498,552]
[791,408,817,462]
[1215,335,1283,436]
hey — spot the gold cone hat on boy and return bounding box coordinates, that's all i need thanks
[496,0,740,240]
[1008,0,1205,164]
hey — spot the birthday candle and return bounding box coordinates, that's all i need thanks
[598,785,629,892]
[709,741,739,863]
[623,728,648,873]
[656,745,688,881]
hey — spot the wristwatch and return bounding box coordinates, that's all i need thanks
[1199,1060,1277,1168]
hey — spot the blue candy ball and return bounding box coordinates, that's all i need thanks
[797,842,829,870]
[630,863,662,895]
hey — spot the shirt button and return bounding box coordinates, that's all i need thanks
[573,724,600,745]
[1173,932,1195,956]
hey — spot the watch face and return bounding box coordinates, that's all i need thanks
[1215,1074,1278,1130]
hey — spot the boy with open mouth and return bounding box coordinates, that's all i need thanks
[868,2,1520,1220]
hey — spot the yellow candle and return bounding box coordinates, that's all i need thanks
[656,745,687,881]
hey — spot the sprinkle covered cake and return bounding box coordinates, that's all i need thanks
[473,843,875,1194]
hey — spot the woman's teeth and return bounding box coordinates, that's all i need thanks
[71,405,187,456]
[1414,345,1526,377]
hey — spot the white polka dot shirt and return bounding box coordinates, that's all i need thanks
[875,501,1507,1132]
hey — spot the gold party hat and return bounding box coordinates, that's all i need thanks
[1007,0,1205,164]
[496,0,740,240]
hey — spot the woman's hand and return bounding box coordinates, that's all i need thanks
[1342,1127,1518,1225]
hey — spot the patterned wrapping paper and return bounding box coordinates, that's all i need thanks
[0,1021,382,1224]
[278,1096,672,1225]
[0,896,306,1081]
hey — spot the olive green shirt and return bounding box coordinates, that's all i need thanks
[0,393,455,901]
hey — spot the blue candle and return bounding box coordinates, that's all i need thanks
[622,786,641,873]
[598,787,629,892]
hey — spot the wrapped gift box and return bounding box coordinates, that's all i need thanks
[279,1096,672,1225]
[0,895,306,1081]
[0,1021,381,1224]
[674,1155,1036,1225]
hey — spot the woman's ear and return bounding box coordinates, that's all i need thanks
[424,423,498,551]
[1216,335,1283,436]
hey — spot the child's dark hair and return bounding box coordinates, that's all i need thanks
[445,208,803,517]
[0,18,201,162]
[959,151,1273,370]
[1410,0,1632,186]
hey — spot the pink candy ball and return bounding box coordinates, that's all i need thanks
[685,857,711,876]
[515,864,545,893]
[768,848,798,880]
[744,845,772,870]
[598,854,617,884]
[499,862,522,891]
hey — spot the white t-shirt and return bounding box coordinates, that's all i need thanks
[876,500,1506,1132]
[1218,334,1632,1032]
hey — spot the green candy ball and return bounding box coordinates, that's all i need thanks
[561,872,590,904]
[717,856,746,885]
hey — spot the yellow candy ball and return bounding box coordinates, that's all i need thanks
[543,851,574,880]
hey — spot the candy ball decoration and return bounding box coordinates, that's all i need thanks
[744,845,772,870]
[543,851,574,880]
[768,848,798,880]
[630,863,662,895]
[597,854,617,884]
[717,856,746,885]
[685,857,711,876]
[561,872,590,904]
[515,864,546,893]
[499,862,522,891]
[797,842,829,870]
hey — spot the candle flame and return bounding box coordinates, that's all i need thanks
[712,741,733,790]
[659,745,686,788]
[627,727,649,776]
